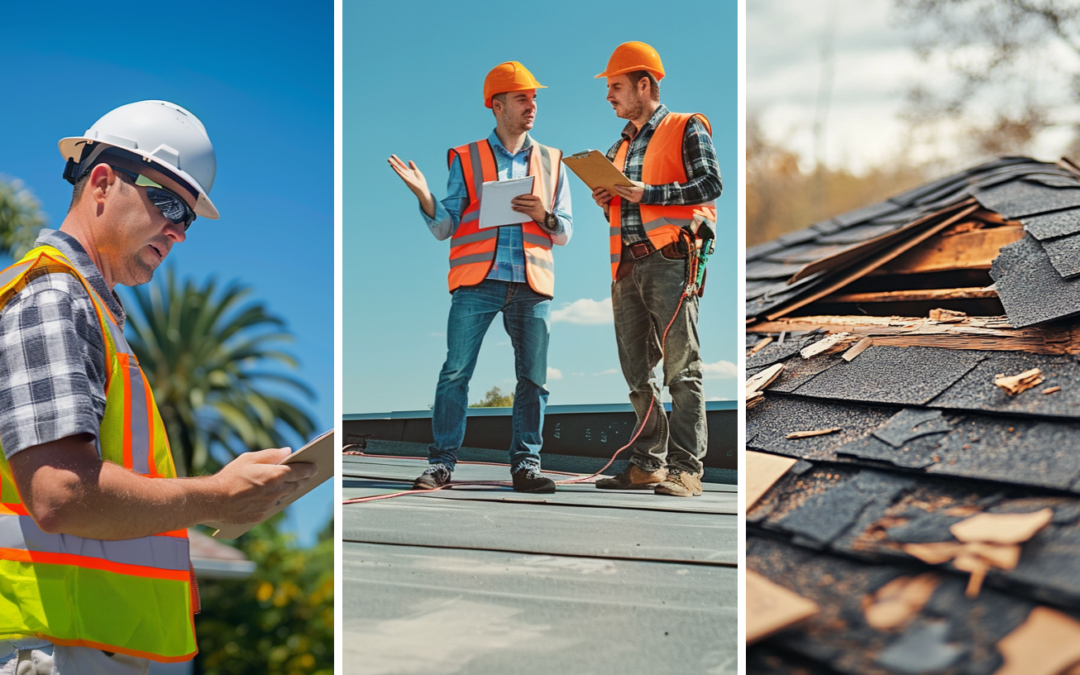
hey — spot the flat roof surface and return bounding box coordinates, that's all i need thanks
[342,443,737,674]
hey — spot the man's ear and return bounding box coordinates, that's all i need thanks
[88,164,118,206]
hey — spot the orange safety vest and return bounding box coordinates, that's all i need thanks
[447,139,562,297]
[0,246,197,662]
[609,112,717,279]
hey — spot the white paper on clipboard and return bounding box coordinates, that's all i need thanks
[208,428,335,539]
[478,176,534,229]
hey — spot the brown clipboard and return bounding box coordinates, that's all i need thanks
[208,429,335,539]
[562,150,634,194]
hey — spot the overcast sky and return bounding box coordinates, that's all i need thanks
[748,0,1080,173]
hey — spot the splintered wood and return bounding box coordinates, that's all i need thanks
[994,607,1080,675]
[748,337,773,356]
[748,315,1080,355]
[747,451,798,510]
[995,368,1044,396]
[929,308,968,323]
[862,573,940,630]
[800,332,854,359]
[746,363,784,398]
[785,428,840,440]
[746,570,820,644]
[842,337,873,362]
[902,509,1052,598]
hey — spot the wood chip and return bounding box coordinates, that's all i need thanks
[950,509,1053,545]
[862,573,940,630]
[800,332,854,359]
[746,570,819,644]
[964,542,1022,570]
[953,552,989,598]
[929,308,968,323]
[785,428,840,440]
[747,451,798,510]
[841,337,873,362]
[1043,386,1061,395]
[746,390,764,409]
[903,541,965,565]
[746,363,784,397]
[748,336,773,356]
[995,368,1044,396]
[995,607,1080,675]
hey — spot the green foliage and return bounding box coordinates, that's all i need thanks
[194,521,333,675]
[124,270,316,476]
[470,386,514,407]
[0,177,46,260]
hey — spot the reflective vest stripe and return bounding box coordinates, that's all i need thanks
[608,112,715,280]
[0,516,189,572]
[450,230,499,248]
[523,233,553,248]
[0,548,189,582]
[447,139,560,296]
[33,638,195,665]
[450,252,497,268]
[525,250,555,271]
[0,504,28,517]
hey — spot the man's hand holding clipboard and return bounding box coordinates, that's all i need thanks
[562,150,645,213]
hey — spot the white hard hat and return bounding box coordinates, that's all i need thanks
[59,100,219,219]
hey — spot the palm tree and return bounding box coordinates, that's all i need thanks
[125,269,317,477]
[0,176,47,260]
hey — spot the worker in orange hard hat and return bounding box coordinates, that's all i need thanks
[387,61,573,494]
[591,41,722,498]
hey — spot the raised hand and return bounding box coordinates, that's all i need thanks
[388,154,436,217]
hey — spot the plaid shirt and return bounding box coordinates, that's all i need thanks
[605,104,722,244]
[0,229,125,459]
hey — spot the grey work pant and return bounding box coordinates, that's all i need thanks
[612,247,707,475]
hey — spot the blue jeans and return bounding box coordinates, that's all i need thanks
[429,280,551,472]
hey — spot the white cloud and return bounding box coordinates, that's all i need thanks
[430,332,445,338]
[551,298,613,325]
[703,360,738,380]
[597,368,620,376]
[547,367,563,381]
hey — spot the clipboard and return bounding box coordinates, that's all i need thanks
[562,150,634,194]
[208,429,335,539]
[478,175,534,228]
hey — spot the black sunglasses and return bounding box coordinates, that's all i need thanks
[111,166,197,231]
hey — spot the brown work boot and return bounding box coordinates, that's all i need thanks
[595,464,667,490]
[655,468,703,497]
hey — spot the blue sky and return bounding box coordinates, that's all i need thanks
[0,2,333,547]
[343,0,739,414]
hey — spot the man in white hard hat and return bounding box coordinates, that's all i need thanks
[0,101,317,673]
[387,62,572,494]
[591,43,721,497]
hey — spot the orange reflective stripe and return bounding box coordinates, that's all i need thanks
[0,547,189,582]
[0,503,28,516]
[35,636,197,664]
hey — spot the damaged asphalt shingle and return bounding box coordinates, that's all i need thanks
[990,233,1080,327]
[790,346,987,406]
[872,408,952,448]
[930,351,1080,419]
[1021,208,1080,240]
[1043,232,1080,279]
[975,179,1080,220]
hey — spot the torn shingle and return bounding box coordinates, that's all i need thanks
[975,180,1080,220]
[930,352,1080,419]
[1021,208,1080,241]
[872,409,952,448]
[1042,232,1080,279]
[789,346,987,406]
[990,234,1080,327]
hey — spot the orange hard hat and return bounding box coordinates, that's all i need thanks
[595,41,665,81]
[484,61,546,108]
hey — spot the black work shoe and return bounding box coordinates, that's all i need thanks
[512,467,556,493]
[413,464,451,490]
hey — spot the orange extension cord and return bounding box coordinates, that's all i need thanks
[343,277,692,505]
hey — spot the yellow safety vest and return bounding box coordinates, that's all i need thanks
[0,246,197,662]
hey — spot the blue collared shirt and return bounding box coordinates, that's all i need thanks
[423,131,573,283]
